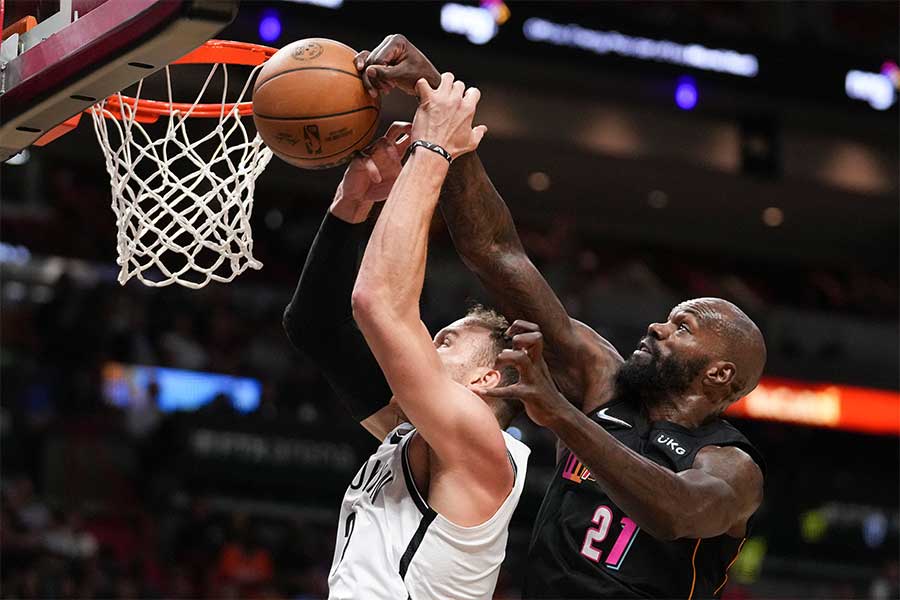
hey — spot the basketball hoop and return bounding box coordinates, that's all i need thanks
[89,40,277,289]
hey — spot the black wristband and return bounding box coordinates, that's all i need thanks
[403,140,452,164]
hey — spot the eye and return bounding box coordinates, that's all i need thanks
[678,323,691,333]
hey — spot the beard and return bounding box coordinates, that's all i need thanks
[614,341,707,410]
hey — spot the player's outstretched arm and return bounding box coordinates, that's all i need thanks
[441,152,623,405]
[283,124,412,438]
[479,326,764,540]
[356,34,621,411]
[352,75,509,493]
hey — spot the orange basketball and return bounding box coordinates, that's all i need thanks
[252,38,380,169]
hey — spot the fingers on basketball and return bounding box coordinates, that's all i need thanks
[354,50,370,71]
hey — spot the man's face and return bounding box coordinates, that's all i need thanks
[616,302,720,407]
[433,317,495,385]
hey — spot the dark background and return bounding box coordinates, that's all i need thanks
[1,1,898,599]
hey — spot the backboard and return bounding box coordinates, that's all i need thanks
[0,0,238,161]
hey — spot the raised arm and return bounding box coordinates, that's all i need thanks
[351,74,507,475]
[356,35,621,410]
[283,124,412,438]
[440,153,623,402]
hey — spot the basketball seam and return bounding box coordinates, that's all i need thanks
[253,106,378,121]
[254,66,363,93]
[270,112,379,162]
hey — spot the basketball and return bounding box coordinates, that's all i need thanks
[252,38,380,169]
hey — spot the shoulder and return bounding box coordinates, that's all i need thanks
[693,445,764,507]
[698,418,767,478]
[694,444,759,472]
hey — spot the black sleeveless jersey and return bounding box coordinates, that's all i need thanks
[523,398,765,599]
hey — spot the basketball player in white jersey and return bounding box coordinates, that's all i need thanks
[284,75,529,599]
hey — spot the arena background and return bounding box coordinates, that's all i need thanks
[1,1,898,598]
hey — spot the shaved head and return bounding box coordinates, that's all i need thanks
[672,297,767,400]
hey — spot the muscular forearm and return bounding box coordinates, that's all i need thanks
[549,404,733,540]
[355,151,449,317]
[439,152,599,401]
[439,152,525,267]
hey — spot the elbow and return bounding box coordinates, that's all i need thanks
[653,505,729,541]
[652,518,682,542]
[282,306,294,337]
[282,304,305,349]
[283,303,326,355]
[638,513,682,541]
[350,283,390,327]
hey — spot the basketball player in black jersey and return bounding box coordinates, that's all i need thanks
[353,35,767,599]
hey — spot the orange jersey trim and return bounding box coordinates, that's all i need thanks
[687,538,702,600]
[713,538,746,596]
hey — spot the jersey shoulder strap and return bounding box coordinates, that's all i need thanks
[700,418,767,477]
[650,417,765,476]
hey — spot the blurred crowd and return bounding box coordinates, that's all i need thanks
[2,472,337,599]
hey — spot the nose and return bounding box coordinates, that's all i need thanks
[648,321,668,340]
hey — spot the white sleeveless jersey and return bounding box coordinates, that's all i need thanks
[327,423,530,600]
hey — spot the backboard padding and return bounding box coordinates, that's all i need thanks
[0,0,238,161]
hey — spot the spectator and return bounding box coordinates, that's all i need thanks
[214,513,274,595]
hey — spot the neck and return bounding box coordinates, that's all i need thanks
[644,392,714,429]
[490,399,518,430]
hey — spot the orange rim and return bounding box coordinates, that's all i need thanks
[96,40,278,123]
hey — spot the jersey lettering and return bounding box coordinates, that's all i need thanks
[579,505,641,569]
[655,434,687,456]
[366,471,394,503]
[349,457,394,502]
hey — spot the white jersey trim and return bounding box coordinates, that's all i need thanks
[400,432,431,515]
[399,429,522,536]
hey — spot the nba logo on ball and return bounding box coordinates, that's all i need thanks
[303,125,323,154]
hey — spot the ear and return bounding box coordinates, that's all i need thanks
[705,361,735,387]
[469,368,502,389]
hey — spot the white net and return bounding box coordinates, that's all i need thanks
[89,60,273,289]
